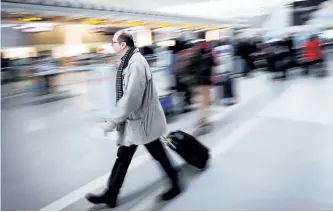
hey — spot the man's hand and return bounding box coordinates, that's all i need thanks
[101,121,116,136]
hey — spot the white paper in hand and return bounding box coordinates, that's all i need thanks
[90,124,119,141]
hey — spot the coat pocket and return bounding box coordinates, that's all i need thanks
[126,119,147,142]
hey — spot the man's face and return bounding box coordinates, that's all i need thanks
[112,31,125,55]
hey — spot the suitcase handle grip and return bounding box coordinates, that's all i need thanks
[160,136,176,149]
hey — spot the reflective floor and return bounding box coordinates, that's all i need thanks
[1,55,333,211]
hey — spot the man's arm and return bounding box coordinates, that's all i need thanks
[106,60,147,124]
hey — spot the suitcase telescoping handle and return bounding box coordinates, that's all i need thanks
[160,136,176,150]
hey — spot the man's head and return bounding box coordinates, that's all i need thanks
[310,35,318,41]
[112,30,135,56]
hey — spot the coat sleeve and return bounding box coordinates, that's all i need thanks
[106,60,147,124]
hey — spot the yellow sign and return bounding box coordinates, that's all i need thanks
[209,26,221,31]
[180,24,193,29]
[158,23,172,28]
[127,21,145,26]
[83,19,108,25]
[20,17,43,22]
[193,25,207,30]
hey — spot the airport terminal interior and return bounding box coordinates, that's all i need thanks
[1,0,333,211]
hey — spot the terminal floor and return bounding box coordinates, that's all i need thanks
[1,58,333,210]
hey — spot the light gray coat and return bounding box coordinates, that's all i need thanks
[107,49,168,146]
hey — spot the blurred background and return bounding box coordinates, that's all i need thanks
[1,0,333,211]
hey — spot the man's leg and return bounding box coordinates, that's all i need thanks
[184,86,192,107]
[45,75,51,93]
[243,58,250,77]
[144,139,181,201]
[282,65,287,79]
[318,58,327,75]
[303,61,310,75]
[86,145,137,207]
[198,85,208,127]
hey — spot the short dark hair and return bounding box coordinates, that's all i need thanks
[117,32,135,47]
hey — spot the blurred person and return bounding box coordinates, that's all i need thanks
[238,40,253,77]
[85,30,181,208]
[302,35,325,76]
[265,42,277,74]
[249,39,258,70]
[44,56,58,93]
[195,44,215,128]
[172,39,194,112]
[34,56,57,94]
[34,57,48,95]
[234,39,245,76]
[141,45,154,56]
[1,53,11,84]
[9,57,21,83]
[273,40,291,80]
[285,35,296,67]
[212,40,235,105]
[141,45,156,67]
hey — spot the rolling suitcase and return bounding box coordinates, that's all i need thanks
[161,130,210,170]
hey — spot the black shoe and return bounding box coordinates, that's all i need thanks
[85,193,117,208]
[160,185,181,201]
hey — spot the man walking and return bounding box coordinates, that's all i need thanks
[85,30,181,208]
[302,35,325,76]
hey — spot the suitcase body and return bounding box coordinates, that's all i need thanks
[162,131,210,170]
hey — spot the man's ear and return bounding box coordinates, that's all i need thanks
[121,42,126,49]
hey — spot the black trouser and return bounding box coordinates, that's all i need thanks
[267,57,276,73]
[302,59,324,75]
[106,139,178,198]
[290,50,298,68]
[280,61,289,79]
[223,77,234,99]
[45,73,56,92]
[175,77,192,106]
[282,67,288,78]
[243,57,254,76]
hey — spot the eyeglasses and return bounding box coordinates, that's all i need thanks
[111,40,118,45]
